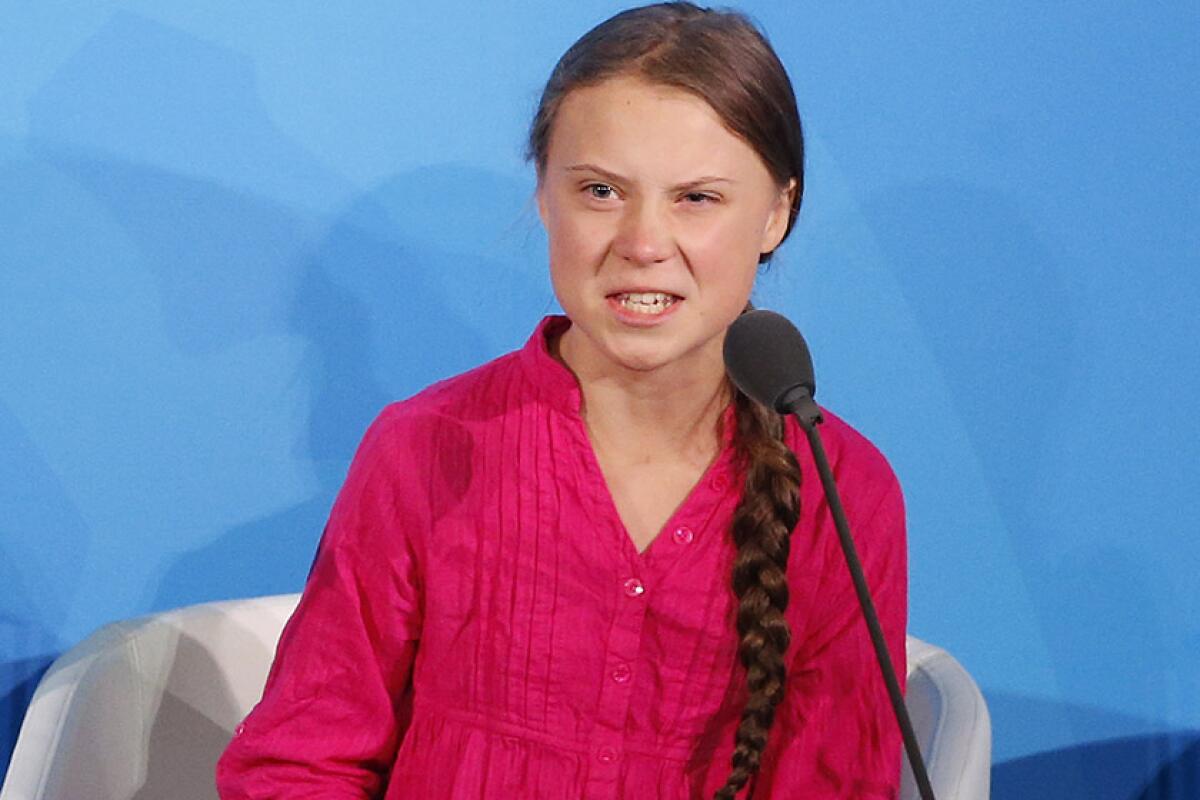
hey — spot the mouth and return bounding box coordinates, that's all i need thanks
[607,290,683,316]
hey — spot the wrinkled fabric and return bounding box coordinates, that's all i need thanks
[216,316,907,800]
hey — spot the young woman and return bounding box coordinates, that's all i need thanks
[217,3,907,798]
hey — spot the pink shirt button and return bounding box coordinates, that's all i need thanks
[611,663,632,683]
[710,473,730,493]
[597,746,618,764]
[622,578,644,597]
[672,526,694,544]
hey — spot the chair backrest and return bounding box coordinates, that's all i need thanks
[2,595,990,800]
[901,638,992,800]
[1,595,297,800]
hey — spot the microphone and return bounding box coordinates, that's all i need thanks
[723,309,937,800]
[722,309,821,427]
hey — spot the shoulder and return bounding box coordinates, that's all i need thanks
[785,406,903,521]
[375,350,525,428]
[783,408,907,620]
[334,350,528,519]
[367,315,570,444]
[353,349,527,465]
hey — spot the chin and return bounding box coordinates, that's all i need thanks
[562,304,727,376]
[614,352,675,373]
[604,330,712,375]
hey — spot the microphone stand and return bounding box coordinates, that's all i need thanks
[783,388,937,800]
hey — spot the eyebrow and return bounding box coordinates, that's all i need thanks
[564,163,736,191]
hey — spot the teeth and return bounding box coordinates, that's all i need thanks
[617,292,678,314]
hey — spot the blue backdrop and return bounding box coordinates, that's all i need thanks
[2,2,1197,796]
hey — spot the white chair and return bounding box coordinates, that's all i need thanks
[900,638,991,800]
[1,595,991,800]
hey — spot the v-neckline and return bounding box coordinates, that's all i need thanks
[572,404,739,567]
[524,315,740,568]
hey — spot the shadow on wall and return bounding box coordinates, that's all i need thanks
[1,7,549,774]
[0,401,87,769]
[861,183,1174,722]
[8,5,361,624]
[25,10,358,213]
[152,165,551,610]
[845,183,1190,796]
[7,4,548,610]
[2,2,350,662]
[2,142,334,614]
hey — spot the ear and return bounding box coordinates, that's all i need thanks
[760,178,797,254]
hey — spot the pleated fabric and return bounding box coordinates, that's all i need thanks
[216,316,907,800]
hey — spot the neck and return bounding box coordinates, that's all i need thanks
[554,326,730,466]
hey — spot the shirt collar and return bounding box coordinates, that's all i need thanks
[519,315,583,415]
[518,315,739,453]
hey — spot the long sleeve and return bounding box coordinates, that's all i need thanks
[216,409,425,799]
[755,469,908,799]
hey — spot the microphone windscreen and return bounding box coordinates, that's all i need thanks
[723,309,816,412]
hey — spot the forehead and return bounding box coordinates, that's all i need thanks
[546,76,771,183]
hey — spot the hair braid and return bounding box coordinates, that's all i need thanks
[714,388,801,800]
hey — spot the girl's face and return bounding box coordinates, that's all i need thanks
[536,75,795,380]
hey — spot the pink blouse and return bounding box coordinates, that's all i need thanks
[216,316,907,799]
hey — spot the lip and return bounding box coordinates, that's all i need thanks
[608,286,684,296]
[605,290,684,327]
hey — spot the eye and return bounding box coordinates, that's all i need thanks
[586,183,618,200]
[682,191,719,205]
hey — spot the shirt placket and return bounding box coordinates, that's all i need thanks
[583,570,649,799]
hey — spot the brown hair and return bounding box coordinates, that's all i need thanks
[526,4,805,797]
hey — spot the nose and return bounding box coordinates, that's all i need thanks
[612,198,673,266]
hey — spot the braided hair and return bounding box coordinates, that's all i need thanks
[713,384,801,798]
[526,5,806,795]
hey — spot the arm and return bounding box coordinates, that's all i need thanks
[216,410,424,799]
[755,473,908,799]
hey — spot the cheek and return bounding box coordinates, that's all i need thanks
[545,219,597,312]
[681,210,766,286]
[547,209,610,277]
